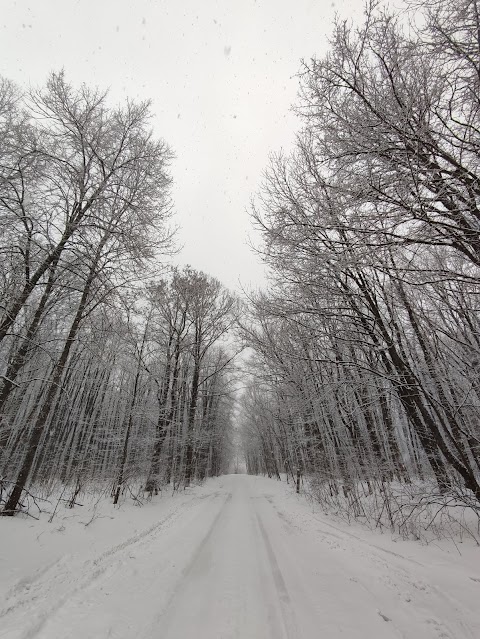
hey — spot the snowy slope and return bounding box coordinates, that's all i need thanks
[1,475,479,638]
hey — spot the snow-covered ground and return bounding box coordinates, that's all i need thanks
[1,474,479,638]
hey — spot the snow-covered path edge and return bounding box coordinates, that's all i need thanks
[0,480,228,638]
[262,476,480,637]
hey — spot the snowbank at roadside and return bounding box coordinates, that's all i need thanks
[0,480,219,608]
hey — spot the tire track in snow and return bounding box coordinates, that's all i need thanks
[141,491,233,639]
[179,492,232,580]
[255,512,298,639]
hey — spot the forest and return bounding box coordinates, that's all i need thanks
[1,0,480,538]
[0,74,238,516]
[239,0,480,534]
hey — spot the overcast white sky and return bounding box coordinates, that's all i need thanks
[2,0,364,292]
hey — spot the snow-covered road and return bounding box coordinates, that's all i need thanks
[1,474,480,638]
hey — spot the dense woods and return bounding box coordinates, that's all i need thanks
[0,74,237,515]
[240,0,480,526]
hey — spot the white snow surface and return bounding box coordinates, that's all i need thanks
[1,474,480,638]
